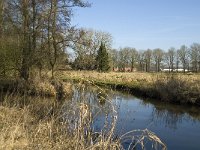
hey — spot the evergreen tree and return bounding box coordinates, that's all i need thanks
[96,42,110,72]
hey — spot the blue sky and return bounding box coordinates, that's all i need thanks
[71,0,200,50]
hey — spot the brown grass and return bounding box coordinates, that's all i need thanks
[0,81,166,150]
[59,71,200,105]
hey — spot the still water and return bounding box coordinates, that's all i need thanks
[71,84,200,150]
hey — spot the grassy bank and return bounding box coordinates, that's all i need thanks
[59,71,200,106]
[0,75,72,100]
[0,91,166,149]
[0,90,121,149]
[0,72,166,149]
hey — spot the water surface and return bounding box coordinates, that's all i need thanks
[72,84,200,150]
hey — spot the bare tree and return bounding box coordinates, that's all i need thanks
[144,49,152,72]
[137,50,145,72]
[168,47,176,72]
[129,48,138,72]
[118,47,131,71]
[110,49,119,71]
[178,45,189,73]
[164,47,176,72]
[153,49,163,72]
[190,43,200,72]
[0,0,5,37]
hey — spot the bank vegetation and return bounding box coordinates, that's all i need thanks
[60,71,200,106]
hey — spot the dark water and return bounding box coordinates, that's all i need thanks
[72,84,200,150]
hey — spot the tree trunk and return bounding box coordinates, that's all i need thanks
[0,0,4,37]
[20,0,30,80]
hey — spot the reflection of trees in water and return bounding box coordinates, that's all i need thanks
[72,84,113,115]
[140,99,200,130]
[70,84,200,132]
[152,108,183,130]
[68,84,117,133]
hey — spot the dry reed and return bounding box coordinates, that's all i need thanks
[0,79,166,150]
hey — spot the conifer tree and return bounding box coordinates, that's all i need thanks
[96,42,110,72]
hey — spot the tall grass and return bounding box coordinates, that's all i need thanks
[0,81,166,149]
[154,74,200,105]
[60,71,200,105]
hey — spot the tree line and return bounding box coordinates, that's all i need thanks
[1,0,200,79]
[70,28,200,73]
[110,44,200,73]
[0,0,112,78]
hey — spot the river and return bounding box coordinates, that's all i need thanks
[71,84,200,150]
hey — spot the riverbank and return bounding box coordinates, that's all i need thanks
[0,93,121,149]
[59,71,200,106]
[0,83,166,149]
[0,74,121,149]
[0,75,72,100]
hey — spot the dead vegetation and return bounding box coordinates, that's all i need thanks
[60,71,200,105]
[0,82,166,150]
